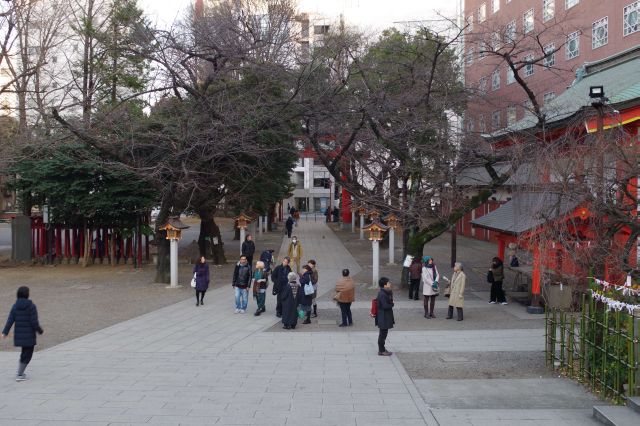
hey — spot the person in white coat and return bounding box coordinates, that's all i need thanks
[421,256,439,318]
[447,262,466,321]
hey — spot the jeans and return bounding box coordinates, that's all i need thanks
[378,329,389,353]
[234,287,249,310]
[338,302,352,325]
[490,281,506,303]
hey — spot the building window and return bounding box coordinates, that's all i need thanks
[523,9,534,34]
[543,92,556,104]
[506,66,515,84]
[592,17,608,49]
[314,25,330,35]
[478,3,486,23]
[479,114,486,132]
[506,20,516,43]
[524,54,534,76]
[566,31,580,59]
[466,15,474,33]
[565,0,579,9]
[491,69,500,90]
[479,76,488,94]
[479,42,487,59]
[466,117,474,132]
[491,110,501,130]
[543,0,555,22]
[492,0,500,13]
[466,48,474,66]
[507,106,517,126]
[543,43,555,67]
[313,171,330,189]
[623,1,639,36]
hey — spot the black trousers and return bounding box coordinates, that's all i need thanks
[20,346,34,365]
[196,290,206,302]
[276,298,282,316]
[286,229,292,238]
[378,329,389,353]
[490,281,506,303]
[338,302,352,325]
[409,279,420,299]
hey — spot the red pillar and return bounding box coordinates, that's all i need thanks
[341,173,351,224]
[497,239,506,262]
[531,245,542,307]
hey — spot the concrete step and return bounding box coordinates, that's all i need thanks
[628,397,640,414]
[593,405,640,426]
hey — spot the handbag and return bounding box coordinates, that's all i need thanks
[444,284,451,297]
[487,270,494,283]
[333,291,341,301]
[190,273,197,288]
[431,281,439,291]
[304,281,315,296]
[297,308,306,319]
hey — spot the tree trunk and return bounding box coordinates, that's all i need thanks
[155,235,170,283]
[197,208,227,265]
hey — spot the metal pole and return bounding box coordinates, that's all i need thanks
[351,211,356,233]
[451,223,457,268]
[169,238,179,288]
[359,214,364,240]
[258,216,263,238]
[388,228,395,265]
[240,228,245,255]
[372,240,380,288]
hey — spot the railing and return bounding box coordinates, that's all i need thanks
[545,293,639,404]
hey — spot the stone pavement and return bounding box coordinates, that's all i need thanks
[0,221,602,425]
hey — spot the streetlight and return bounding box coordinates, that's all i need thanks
[364,219,389,288]
[235,212,252,254]
[159,217,189,288]
[357,205,367,240]
[385,213,399,265]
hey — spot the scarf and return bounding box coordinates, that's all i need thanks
[426,263,438,282]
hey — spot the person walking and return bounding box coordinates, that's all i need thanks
[298,265,314,324]
[193,256,210,306]
[271,257,292,317]
[232,255,252,313]
[285,216,294,238]
[252,261,269,316]
[259,249,274,275]
[241,234,256,266]
[446,262,466,321]
[421,256,439,318]
[308,259,319,318]
[281,272,300,329]
[287,236,303,274]
[376,277,395,356]
[335,268,355,327]
[408,257,422,300]
[1,286,44,381]
[488,257,508,305]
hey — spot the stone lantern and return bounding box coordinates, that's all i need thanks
[159,217,190,288]
[235,212,252,254]
[368,209,381,222]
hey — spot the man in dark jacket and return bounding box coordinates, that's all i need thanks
[2,286,44,381]
[376,277,395,356]
[285,216,294,238]
[232,256,252,313]
[241,234,256,266]
[271,257,291,317]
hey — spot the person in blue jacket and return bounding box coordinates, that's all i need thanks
[1,286,44,381]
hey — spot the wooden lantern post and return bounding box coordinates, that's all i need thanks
[364,220,389,288]
[235,212,252,255]
[159,217,189,288]
[385,213,399,265]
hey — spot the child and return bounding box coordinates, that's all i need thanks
[1,286,44,381]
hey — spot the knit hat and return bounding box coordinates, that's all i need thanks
[422,255,432,264]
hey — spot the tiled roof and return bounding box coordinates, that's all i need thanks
[470,191,580,235]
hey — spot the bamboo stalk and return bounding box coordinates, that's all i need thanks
[560,310,566,369]
[569,314,575,378]
[580,294,586,381]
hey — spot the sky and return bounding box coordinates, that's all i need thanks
[139,0,460,33]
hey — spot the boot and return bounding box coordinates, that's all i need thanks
[457,307,463,321]
[311,304,318,318]
[446,306,453,319]
[303,311,311,324]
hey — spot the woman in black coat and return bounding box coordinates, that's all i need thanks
[193,256,210,306]
[281,272,300,329]
[376,277,395,356]
[1,286,44,381]
[298,265,314,324]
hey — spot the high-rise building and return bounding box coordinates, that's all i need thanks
[462,0,640,132]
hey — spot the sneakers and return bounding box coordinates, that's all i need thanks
[489,301,496,304]
[234,309,240,314]
[378,351,393,356]
[501,302,508,305]
[240,309,246,314]
[15,374,27,382]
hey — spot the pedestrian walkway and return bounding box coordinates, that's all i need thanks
[0,221,602,425]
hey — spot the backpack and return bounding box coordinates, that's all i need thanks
[370,298,378,317]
